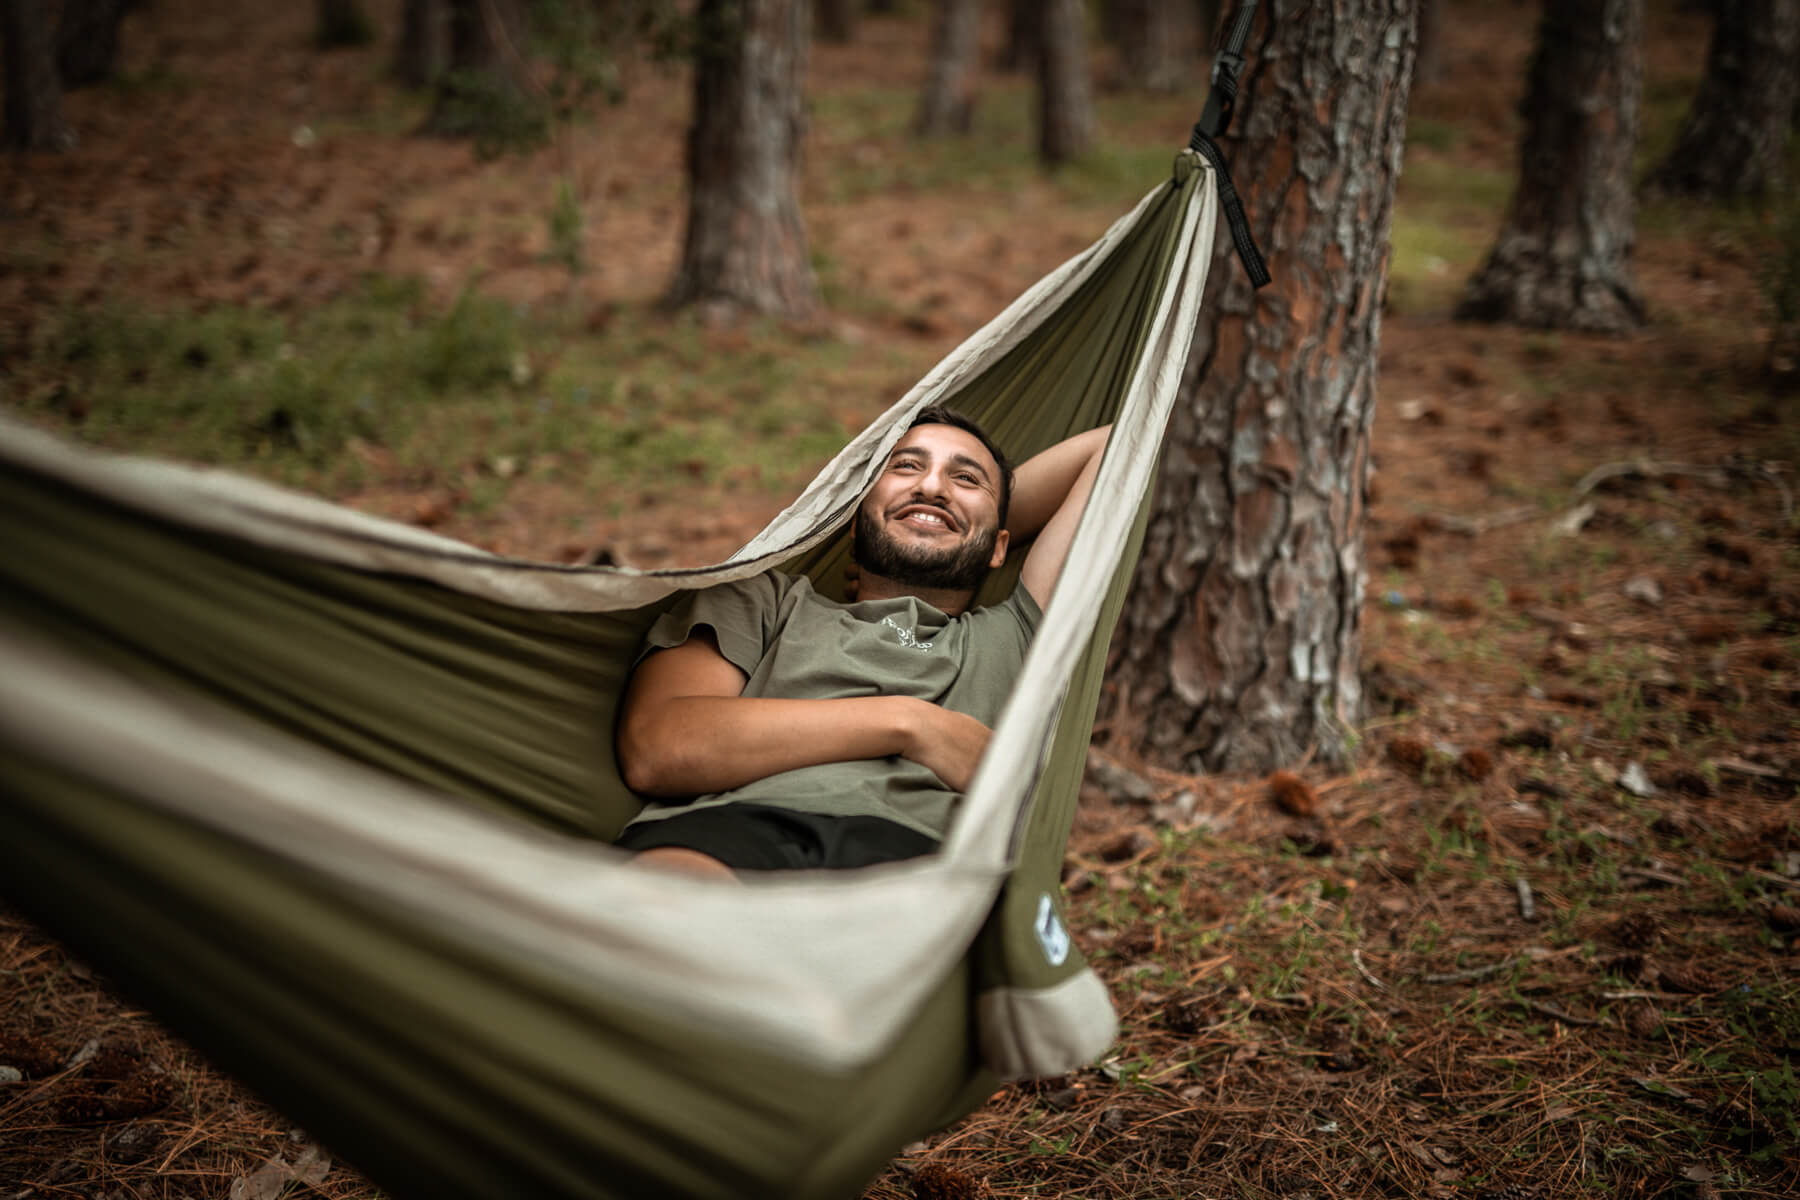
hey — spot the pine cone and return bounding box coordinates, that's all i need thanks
[1658,964,1722,994]
[1764,902,1800,933]
[1610,911,1662,950]
[1624,1004,1664,1039]
[912,1163,987,1200]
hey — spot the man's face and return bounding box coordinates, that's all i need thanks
[853,423,1010,594]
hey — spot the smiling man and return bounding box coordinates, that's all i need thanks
[613,407,1108,877]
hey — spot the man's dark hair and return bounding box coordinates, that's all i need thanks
[908,405,1014,527]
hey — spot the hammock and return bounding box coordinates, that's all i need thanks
[0,126,1263,1200]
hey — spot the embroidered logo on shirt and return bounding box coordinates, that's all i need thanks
[881,615,936,652]
[1034,894,1071,967]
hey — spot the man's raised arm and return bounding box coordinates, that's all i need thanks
[1010,425,1111,610]
[617,628,993,798]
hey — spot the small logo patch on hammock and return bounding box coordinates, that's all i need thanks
[1034,893,1070,967]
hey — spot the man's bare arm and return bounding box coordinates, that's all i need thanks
[1011,425,1111,610]
[617,628,992,797]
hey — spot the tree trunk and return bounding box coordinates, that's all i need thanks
[1100,0,1417,774]
[1113,0,1195,94]
[316,0,376,49]
[915,0,983,135]
[1037,0,1093,164]
[420,0,532,140]
[1414,0,1444,86]
[997,0,1040,71]
[816,0,858,44]
[56,0,128,89]
[395,0,449,86]
[1643,0,1799,199]
[665,0,819,321]
[1455,0,1646,334]
[3,0,74,151]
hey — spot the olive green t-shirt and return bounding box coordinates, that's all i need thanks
[624,571,1041,839]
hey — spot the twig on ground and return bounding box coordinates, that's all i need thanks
[1420,958,1515,985]
[1571,459,1729,500]
[1518,999,1603,1028]
[1619,866,1685,887]
[1429,505,1540,536]
[1514,878,1536,922]
[1351,949,1386,989]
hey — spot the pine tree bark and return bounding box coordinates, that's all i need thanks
[1112,0,1195,94]
[916,0,983,135]
[3,0,74,151]
[1455,0,1646,334]
[395,0,449,87]
[56,0,128,89]
[1643,0,1799,199]
[1037,0,1093,164]
[666,0,819,321]
[1100,0,1417,774]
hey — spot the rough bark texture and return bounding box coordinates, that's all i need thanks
[1455,0,1646,334]
[1037,0,1093,164]
[816,0,858,44]
[1101,0,1417,774]
[3,0,74,151]
[394,0,449,86]
[665,0,819,320]
[915,0,983,135]
[1112,0,1196,94]
[56,0,128,88]
[1643,0,1799,199]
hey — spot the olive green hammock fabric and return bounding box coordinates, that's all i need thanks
[0,150,1219,1200]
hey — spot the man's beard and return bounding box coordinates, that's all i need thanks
[853,505,998,594]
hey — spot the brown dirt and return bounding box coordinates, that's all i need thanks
[3,2,1798,1199]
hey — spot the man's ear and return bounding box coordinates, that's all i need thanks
[989,528,1010,569]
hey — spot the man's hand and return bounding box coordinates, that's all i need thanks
[898,702,993,793]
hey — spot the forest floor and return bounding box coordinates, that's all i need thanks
[3,1,1799,1198]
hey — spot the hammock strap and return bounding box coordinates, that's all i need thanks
[1189,0,1271,289]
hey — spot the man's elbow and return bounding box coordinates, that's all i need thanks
[616,718,677,795]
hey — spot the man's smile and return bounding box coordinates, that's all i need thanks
[892,503,959,533]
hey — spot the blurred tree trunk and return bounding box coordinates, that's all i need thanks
[316,0,376,48]
[395,0,449,86]
[1414,0,1444,86]
[421,0,529,134]
[666,0,819,320]
[997,0,1040,71]
[1101,0,1417,773]
[817,0,858,43]
[1112,0,1195,93]
[916,0,982,134]
[56,0,129,88]
[1455,0,1645,334]
[1037,0,1093,163]
[3,0,73,151]
[1643,0,1799,198]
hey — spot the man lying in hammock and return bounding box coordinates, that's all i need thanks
[613,407,1108,876]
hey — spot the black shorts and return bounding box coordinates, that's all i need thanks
[613,802,939,871]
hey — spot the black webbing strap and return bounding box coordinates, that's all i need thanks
[1188,1,1270,288]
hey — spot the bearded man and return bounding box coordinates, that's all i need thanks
[613,407,1108,877]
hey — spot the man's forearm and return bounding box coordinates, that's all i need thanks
[619,694,924,798]
[1006,425,1111,544]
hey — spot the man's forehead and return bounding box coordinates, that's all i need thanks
[892,423,1000,475]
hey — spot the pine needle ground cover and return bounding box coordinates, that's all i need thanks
[2,2,1796,1198]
